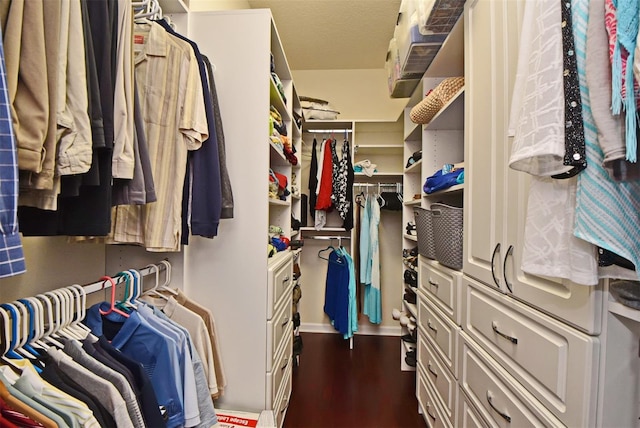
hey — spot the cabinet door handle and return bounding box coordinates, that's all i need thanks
[487,391,511,423]
[426,404,436,420]
[490,243,501,288]
[280,400,288,414]
[492,321,518,344]
[281,317,290,327]
[427,320,438,333]
[503,245,514,293]
[282,275,290,284]
[427,362,438,377]
[281,358,289,371]
[428,279,439,288]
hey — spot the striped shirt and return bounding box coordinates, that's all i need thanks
[0,29,25,278]
[112,22,207,252]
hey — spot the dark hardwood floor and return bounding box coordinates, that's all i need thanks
[284,332,427,428]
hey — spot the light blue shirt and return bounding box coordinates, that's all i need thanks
[84,303,185,428]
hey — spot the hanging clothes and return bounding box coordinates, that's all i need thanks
[323,246,357,339]
[363,196,382,324]
[315,138,334,229]
[573,0,640,279]
[308,137,318,222]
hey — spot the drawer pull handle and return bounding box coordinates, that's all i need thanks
[281,317,290,327]
[491,243,501,288]
[426,404,436,420]
[282,275,290,284]
[427,362,437,377]
[503,245,514,293]
[427,320,438,333]
[280,400,288,414]
[281,359,289,371]
[492,321,518,344]
[428,280,439,288]
[487,391,511,423]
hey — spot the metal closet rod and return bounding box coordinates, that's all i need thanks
[303,236,351,240]
[82,260,169,294]
[305,129,353,133]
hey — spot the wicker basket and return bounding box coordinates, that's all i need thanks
[410,90,443,124]
[435,76,464,105]
[414,208,436,259]
[409,77,464,125]
[431,203,463,270]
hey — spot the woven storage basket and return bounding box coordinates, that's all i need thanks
[410,90,443,124]
[414,207,436,259]
[435,76,464,105]
[431,203,463,270]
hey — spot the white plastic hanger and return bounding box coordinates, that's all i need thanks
[157,260,178,296]
[35,294,64,349]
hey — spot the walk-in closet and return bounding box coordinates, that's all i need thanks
[1,0,640,427]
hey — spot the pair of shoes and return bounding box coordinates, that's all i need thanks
[404,269,417,287]
[406,222,417,235]
[403,246,419,258]
[403,256,417,269]
[401,329,417,344]
[405,349,417,367]
[403,291,416,305]
[292,312,301,328]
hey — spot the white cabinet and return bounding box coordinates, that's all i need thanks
[462,0,602,335]
[186,10,298,419]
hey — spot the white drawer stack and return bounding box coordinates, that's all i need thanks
[266,252,294,426]
[416,256,463,427]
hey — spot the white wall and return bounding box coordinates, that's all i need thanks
[189,0,250,11]
[293,69,408,121]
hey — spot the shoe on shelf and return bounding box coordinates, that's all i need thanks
[404,269,418,287]
[406,222,417,235]
[403,246,419,258]
[405,355,417,367]
[403,292,416,305]
[401,332,417,344]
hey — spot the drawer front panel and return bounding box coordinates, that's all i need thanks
[417,366,452,428]
[458,389,489,428]
[274,365,292,428]
[267,296,293,372]
[418,291,458,375]
[266,323,293,408]
[418,329,456,421]
[268,253,293,319]
[419,258,460,323]
[463,277,598,426]
[460,334,563,427]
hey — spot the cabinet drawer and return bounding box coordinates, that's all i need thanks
[459,332,564,427]
[418,290,459,377]
[274,364,292,428]
[266,295,293,372]
[458,388,489,428]
[417,365,453,428]
[419,257,462,324]
[418,329,456,423]
[462,276,598,427]
[268,252,293,319]
[266,323,293,408]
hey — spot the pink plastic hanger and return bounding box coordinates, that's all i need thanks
[99,276,130,318]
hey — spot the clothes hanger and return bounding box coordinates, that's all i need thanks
[318,241,343,264]
[35,294,64,349]
[63,286,91,339]
[157,260,178,296]
[99,276,131,318]
[14,300,41,359]
[47,289,81,340]
[24,297,49,350]
[0,307,23,373]
[128,269,142,304]
[141,263,170,301]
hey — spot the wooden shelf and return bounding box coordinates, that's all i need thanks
[424,183,464,197]
[404,122,421,142]
[404,234,418,242]
[354,172,403,178]
[404,199,422,206]
[300,227,347,232]
[424,15,465,78]
[291,194,301,200]
[354,145,403,155]
[269,198,290,207]
[404,301,418,318]
[269,140,288,165]
[423,87,464,131]
[404,159,422,173]
[608,300,640,323]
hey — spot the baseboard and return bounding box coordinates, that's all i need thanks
[300,322,402,336]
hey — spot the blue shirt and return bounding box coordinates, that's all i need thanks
[84,304,185,428]
[0,29,25,278]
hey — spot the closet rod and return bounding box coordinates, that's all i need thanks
[303,236,351,240]
[354,183,401,187]
[305,129,353,134]
[82,261,168,294]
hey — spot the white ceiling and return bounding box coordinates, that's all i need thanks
[248,0,402,70]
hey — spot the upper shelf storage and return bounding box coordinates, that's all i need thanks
[422,87,464,131]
